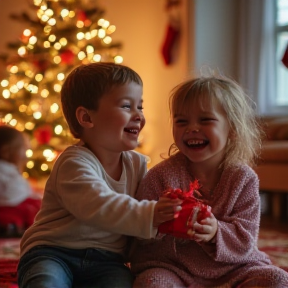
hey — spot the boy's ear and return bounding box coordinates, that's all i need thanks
[76,106,94,128]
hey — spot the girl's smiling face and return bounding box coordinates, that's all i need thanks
[172,96,230,168]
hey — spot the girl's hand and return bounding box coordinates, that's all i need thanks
[153,197,182,227]
[187,213,218,243]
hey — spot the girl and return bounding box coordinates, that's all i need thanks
[0,125,41,236]
[130,75,288,287]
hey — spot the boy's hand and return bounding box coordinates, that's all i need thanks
[187,213,218,243]
[153,197,182,227]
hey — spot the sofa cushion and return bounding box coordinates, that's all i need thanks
[265,117,288,140]
[260,141,288,163]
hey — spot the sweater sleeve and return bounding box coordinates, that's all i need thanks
[207,170,261,263]
[54,151,156,239]
[135,168,164,201]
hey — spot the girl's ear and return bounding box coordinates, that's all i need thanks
[76,106,94,128]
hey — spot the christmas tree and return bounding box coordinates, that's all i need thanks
[0,0,123,181]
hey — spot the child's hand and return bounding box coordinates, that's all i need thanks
[153,197,182,227]
[187,213,218,243]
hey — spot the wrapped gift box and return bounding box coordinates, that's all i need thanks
[158,181,211,239]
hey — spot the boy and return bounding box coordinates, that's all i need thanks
[17,63,182,288]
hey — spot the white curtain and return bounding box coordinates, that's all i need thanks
[238,0,276,115]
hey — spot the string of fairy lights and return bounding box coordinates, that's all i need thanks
[0,0,123,179]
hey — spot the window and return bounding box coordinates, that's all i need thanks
[276,0,288,106]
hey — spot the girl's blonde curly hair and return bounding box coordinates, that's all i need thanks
[168,75,265,168]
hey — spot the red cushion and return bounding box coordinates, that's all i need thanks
[0,198,41,230]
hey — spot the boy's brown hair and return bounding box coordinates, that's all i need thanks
[61,62,143,138]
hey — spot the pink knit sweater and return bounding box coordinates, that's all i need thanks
[130,152,288,288]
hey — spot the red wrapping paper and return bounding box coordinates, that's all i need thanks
[158,180,211,239]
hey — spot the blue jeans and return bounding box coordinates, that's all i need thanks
[17,245,134,288]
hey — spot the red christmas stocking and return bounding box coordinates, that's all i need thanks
[161,0,181,65]
[161,25,180,65]
[282,43,288,69]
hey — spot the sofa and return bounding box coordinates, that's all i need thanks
[254,116,288,221]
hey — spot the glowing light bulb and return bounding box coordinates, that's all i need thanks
[107,25,116,34]
[98,29,105,38]
[55,125,63,135]
[25,122,35,130]
[19,104,27,112]
[93,54,101,62]
[91,29,97,38]
[57,73,65,81]
[43,149,57,162]
[114,56,123,64]
[10,85,19,93]
[18,47,27,56]
[2,89,10,99]
[16,81,24,89]
[54,84,61,92]
[41,163,49,171]
[103,36,112,44]
[4,114,12,122]
[41,15,49,22]
[76,21,84,28]
[54,56,61,64]
[86,45,94,53]
[26,149,33,157]
[44,41,51,48]
[59,38,67,46]
[10,119,17,126]
[45,9,54,17]
[98,19,105,26]
[50,103,59,113]
[48,34,56,42]
[85,32,92,40]
[10,66,18,73]
[48,18,56,26]
[61,9,69,18]
[26,149,33,158]
[78,51,86,60]
[1,80,9,87]
[54,42,61,50]
[33,111,42,119]
[27,161,34,169]
[77,32,85,40]
[35,74,44,82]
[29,36,37,45]
[69,11,75,18]
[41,89,49,98]
[23,29,32,36]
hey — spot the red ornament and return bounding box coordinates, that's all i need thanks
[77,10,87,22]
[158,180,212,239]
[33,59,50,72]
[34,125,52,145]
[60,49,75,64]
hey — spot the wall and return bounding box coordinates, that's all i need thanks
[100,0,190,166]
[191,0,239,79]
[0,0,190,168]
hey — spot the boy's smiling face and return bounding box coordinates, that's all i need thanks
[83,81,145,155]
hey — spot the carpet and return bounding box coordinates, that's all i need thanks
[0,229,288,287]
[258,229,288,272]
